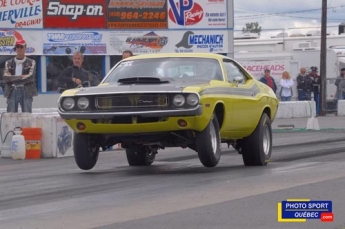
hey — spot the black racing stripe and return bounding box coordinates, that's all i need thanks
[200,84,260,97]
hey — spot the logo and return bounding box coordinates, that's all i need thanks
[47,2,104,20]
[278,199,333,223]
[175,31,224,52]
[126,32,168,50]
[168,0,204,26]
[46,32,103,42]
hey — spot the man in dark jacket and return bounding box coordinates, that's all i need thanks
[58,51,89,91]
[259,69,277,93]
[296,67,313,101]
[309,66,321,116]
[2,39,38,113]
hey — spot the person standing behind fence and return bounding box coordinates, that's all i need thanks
[122,50,133,59]
[2,39,37,113]
[309,66,321,116]
[57,51,88,91]
[334,68,345,115]
[296,67,313,101]
[279,71,294,101]
[259,69,277,93]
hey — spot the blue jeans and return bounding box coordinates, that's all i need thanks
[281,96,291,101]
[7,87,33,113]
[298,90,311,101]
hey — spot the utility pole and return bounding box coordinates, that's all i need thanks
[319,0,327,116]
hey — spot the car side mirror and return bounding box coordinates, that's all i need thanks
[233,76,244,87]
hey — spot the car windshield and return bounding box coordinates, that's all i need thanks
[104,57,223,83]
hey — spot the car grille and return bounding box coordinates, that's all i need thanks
[96,94,169,109]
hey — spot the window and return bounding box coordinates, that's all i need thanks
[223,59,247,83]
[46,55,104,92]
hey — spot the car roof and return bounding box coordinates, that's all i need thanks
[124,53,232,61]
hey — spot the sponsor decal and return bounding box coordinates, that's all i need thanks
[126,31,168,50]
[168,0,203,26]
[0,30,35,54]
[175,30,224,53]
[107,0,168,29]
[0,0,43,28]
[43,30,106,55]
[43,0,106,28]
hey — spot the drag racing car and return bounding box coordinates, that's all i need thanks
[57,53,279,170]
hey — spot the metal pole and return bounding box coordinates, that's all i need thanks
[319,0,327,116]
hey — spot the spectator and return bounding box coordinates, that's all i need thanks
[296,67,313,101]
[259,69,277,93]
[309,66,321,116]
[2,39,37,113]
[57,51,89,91]
[279,71,294,101]
[335,68,345,115]
[122,50,133,59]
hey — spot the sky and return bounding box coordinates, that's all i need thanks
[233,0,345,38]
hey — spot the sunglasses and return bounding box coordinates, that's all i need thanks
[15,45,25,49]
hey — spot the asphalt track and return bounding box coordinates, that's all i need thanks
[0,130,345,229]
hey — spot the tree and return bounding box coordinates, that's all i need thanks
[242,22,262,35]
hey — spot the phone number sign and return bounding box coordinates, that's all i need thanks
[107,0,168,29]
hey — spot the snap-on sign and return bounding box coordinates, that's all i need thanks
[43,0,106,28]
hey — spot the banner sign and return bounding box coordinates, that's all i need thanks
[107,30,228,55]
[43,0,106,28]
[239,60,291,80]
[0,30,42,55]
[0,0,43,28]
[168,0,227,29]
[278,199,333,223]
[42,30,107,55]
[107,0,168,29]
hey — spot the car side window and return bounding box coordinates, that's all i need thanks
[223,60,247,84]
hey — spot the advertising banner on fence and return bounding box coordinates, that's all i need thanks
[107,0,168,29]
[239,60,291,80]
[0,30,42,55]
[42,30,107,55]
[107,30,228,55]
[0,0,43,28]
[43,0,106,28]
[168,0,227,29]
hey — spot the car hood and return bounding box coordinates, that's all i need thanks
[67,80,212,96]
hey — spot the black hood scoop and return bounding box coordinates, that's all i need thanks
[118,77,171,84]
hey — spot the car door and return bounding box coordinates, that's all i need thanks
[223,59,262,133]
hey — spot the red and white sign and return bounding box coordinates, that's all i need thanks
[239,60,291,81]
[168,0,227,29]
[0,0,43,28]
[43,0,106,28]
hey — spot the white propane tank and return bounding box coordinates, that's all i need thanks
[11,127,26,160]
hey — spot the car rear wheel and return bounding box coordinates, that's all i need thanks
[241,113,272,166]
[73,133,100,170]
[196,115,221,167]
[126,146,156,166]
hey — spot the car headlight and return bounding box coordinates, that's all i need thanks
[173,94,185,107]
[77,97,89,109]
[62,98,75,110]
[186,94,199,106]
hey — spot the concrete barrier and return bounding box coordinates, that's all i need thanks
[337,100,345,116]
[276,101,316,119]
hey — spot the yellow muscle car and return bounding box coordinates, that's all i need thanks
[58,53,279,170]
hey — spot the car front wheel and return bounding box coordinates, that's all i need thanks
[241,113,272,166]
[73,133,100,170]
[196,115,221,167]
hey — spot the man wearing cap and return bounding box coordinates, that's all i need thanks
[2,39,37,113]
[309,66,321,116]
[259,69,277,93]
[335,68,345,115]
